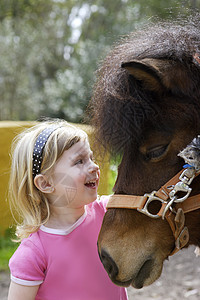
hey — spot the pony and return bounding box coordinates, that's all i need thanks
[89,14,200,289]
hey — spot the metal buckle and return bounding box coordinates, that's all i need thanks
[161,168,195,218]
[178,168,196,185]
[137,167,197,220]
[161,198,176,219]
[169,181,192,203]
[137,191,166,219]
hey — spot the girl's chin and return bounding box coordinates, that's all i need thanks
[89,193,98,203]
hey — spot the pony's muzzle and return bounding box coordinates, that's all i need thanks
[98,248,119,279]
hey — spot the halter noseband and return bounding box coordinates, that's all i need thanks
[106,166,200,256]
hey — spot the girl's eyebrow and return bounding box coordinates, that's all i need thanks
[72,150,93,160]
[71,153,82,162]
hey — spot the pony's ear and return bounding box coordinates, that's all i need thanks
[121,58,196,95]
[121,59,163,92]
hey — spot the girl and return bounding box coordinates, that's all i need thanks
[8,119,128,300]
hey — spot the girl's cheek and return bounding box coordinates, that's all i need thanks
[77,170,86,180]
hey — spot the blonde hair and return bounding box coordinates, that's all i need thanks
[9,119,87,241]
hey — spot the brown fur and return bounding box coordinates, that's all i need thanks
[89,15,200,289]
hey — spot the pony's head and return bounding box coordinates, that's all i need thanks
[90,16,200,288]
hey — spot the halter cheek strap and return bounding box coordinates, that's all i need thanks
[32,126,61,178]
[106,167,200,256]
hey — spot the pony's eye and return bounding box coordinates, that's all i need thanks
[145,144,169,161]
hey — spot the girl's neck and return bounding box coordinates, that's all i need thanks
[45,205,85,229]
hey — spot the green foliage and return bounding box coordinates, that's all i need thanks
[0,228,18,271]
[0,0,199,122]
[108,155,122,194]
[108,163,118,194]
[0,0,53,21]
[0,247,17,271]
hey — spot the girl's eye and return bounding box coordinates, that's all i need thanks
[75,159,83,165]
[145,144,169,161]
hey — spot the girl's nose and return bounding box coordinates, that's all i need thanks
[89,161,99,173]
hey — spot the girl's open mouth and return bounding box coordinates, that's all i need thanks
[85,180,97,188]
[85,179,98,189]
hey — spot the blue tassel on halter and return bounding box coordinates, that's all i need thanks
[183,164,193,168]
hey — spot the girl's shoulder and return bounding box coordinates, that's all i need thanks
[21,230,44,250]
[9,231,47,284]
[10,230,46,269]
[88,195,110,213]
[98,195,110,210]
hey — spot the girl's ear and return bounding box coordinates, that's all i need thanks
[34,174,54,194]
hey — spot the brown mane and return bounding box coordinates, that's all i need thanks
[89,15,200,156]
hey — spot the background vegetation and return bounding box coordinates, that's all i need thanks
[0,0,199,123]
[0,228,18,271]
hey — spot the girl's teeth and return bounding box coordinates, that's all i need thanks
[85,181,96,187]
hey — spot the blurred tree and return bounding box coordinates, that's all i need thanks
[0,0,53,21]
[0,0,199,122]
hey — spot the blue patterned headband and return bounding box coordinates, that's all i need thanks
[32,126,60,178]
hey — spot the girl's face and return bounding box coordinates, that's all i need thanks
[48,139,100,208]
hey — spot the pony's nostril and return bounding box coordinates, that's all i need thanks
[99,249,119,279]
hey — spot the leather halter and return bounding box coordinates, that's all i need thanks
[106,166,200,256]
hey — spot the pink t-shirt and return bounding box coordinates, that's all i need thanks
[9,196,128,300]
